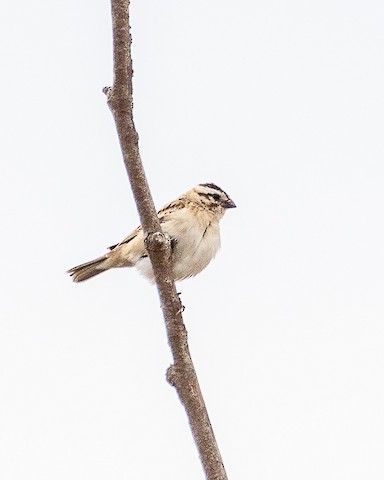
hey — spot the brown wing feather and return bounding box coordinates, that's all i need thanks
[109,198,186,250]
[109,226,142,250]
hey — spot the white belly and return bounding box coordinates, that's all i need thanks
[135,209,221,282]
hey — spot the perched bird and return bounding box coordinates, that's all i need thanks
[68,183,236,283]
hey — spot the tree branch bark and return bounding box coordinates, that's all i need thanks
[105,2,228,478]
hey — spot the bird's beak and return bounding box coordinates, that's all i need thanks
[222,198,236,209]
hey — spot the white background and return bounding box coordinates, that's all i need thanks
[1,1,383,478]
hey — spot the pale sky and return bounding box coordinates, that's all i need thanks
[1,1,384,479]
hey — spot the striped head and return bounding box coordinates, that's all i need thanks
[191,183,236,213]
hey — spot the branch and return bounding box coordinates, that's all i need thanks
[105,2,228,478]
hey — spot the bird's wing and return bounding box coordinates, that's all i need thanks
[108,198,186,251]
[108,225,142,250]
[158,199,186,221]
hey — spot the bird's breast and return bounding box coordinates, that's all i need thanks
[163,210,221,280]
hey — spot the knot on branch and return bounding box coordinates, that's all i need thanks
[145,231,171,253]
[166,364,177,386]
[166,362,196,390]
[102,86,112,98]
[103,85,133,115]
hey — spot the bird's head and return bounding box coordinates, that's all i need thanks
[190,183,236,216]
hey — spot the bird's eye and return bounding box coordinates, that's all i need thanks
[212,194,221,202]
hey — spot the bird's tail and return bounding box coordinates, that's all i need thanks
[67,255,111,282]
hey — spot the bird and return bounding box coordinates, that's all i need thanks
[67,183,236,283]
